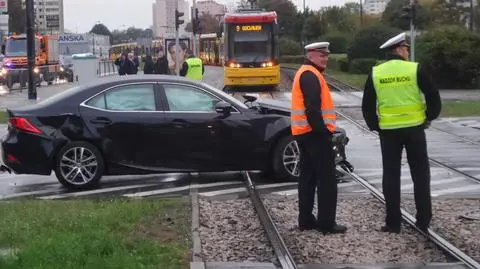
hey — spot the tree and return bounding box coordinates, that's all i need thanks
[8,0,25,34]
[321,6,359,33]
[417,25,480,88]
[185,13,221,34]
[90,23,112,36]
[347,24,400,60]
[110,27,147,44]
[427,0,466,26]
[258,0,298,38]
[302,12,327,42]
[382,0,430,30]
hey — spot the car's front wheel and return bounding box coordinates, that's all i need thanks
[271,135,301,181]
[54,141,105,190]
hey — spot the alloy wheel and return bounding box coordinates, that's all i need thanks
[59,147,98,185]
[283,140,301,177]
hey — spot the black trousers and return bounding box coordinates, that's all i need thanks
[379,125,432,229]
[296,132,337,228]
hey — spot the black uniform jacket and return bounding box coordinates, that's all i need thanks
[361,54,442,131]
[296,60,332,138]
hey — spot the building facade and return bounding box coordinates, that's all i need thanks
[363,0,390,14]
[153,0,190,39]
[196,0,227,17]
[21,0,64,34]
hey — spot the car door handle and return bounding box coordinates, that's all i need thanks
[90,117,112,124]
[172,119,188,128]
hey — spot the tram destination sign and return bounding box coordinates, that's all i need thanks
[236,25,263,32]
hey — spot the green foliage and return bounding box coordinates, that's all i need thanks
[303,12,327,42]
[347,24,400,61]
[279,55,305,64]
[339,57,350,72]
[322,32,351,54]
[349,58,377,74]
[90,23,112,37]
[416,25,480,89]
[279,38,303,56]
[382,0,430,30]
[258,0,298,38]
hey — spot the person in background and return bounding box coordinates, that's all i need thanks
[143,55,155,74]
[361,32,442,234]
[154,49,169,75]
[114,52,127,76]
[125,52,138,75]
[179,49,204,81]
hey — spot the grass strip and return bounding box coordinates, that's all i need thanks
[0,198,191,269]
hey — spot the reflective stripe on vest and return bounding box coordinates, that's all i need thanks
[185,57,203,81]
[372,60,426,130]
[290,64,336,136]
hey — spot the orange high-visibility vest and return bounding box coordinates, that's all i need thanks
[291,64,336,136]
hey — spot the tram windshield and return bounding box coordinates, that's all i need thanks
[229,23,273,63]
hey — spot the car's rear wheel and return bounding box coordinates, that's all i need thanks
[54,141,105,190]
[271,135,301,181]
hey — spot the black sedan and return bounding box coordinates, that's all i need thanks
[0,75,352,190]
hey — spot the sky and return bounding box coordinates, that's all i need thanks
[64,0,349,33]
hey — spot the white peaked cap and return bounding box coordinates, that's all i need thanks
[304,42,330,52]
[379,32,409,49]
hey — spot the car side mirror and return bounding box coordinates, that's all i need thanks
[215,101,232,116]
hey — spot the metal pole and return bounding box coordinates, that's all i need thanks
[26,0,37,101]
[470,0,475,31]
[360,0,363,25]
[175,1,180,76]
[409,0,415,61]
[303,0,305,12]
[192,0,197,56]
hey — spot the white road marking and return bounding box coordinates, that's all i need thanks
[38,184,158,200]
[0,188,65,200]
[400,177,465,191]
[124,181,242,198]
[432,185,480,197]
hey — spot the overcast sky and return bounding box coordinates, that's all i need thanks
[64,0,349,33]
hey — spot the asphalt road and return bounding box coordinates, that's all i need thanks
[0,66,479,200]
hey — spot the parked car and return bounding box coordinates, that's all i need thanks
[0,75,353,190]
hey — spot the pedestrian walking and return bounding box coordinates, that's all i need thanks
[361,33,442,233]
[143,55,155,74]
[154,50,169,75]
[290,42,347,235]
[180,49,204,81]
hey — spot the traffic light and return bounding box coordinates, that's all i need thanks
[401,1,417,26]
[175,9,184,30]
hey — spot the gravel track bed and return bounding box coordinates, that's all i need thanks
[263,195,449,264]
[403,198,480,262]
[199,198,275,263]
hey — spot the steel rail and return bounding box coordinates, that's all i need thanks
[340,168,480,269]
[243,171,298,269]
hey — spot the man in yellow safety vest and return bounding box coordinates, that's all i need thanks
[361,32,442,233]
[180,49,204,81]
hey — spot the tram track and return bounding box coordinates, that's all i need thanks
[277,65,480,268]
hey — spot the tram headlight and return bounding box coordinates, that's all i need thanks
[228,62,241,68]
[261,61,274,68]
[34,67,40,74]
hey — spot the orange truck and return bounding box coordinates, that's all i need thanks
[1,34,60,90]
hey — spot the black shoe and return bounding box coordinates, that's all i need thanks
[380,226,400,234]
[298,216,317,231]
[317,224,347,235]
[415,222,429,233]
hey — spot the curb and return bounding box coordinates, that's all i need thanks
[190,188,204,268]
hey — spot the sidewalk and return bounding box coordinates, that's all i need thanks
[0,82,74,111]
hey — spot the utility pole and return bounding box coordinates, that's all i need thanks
[409,0,416,61]
[360,0,363,26]
[26,0,36,101]
[192,0,197,56]
[470,0,475,31]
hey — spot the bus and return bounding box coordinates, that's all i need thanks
[219,9,280,90]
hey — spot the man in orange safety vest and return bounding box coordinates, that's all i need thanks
[290,42,347,235]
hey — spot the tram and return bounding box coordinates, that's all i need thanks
[219,9,280,90]
[199,33,224,66]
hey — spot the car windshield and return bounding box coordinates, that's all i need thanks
[5,39,38,57]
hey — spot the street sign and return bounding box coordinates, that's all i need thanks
[0,0,7,15]
[46,15,60,28]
